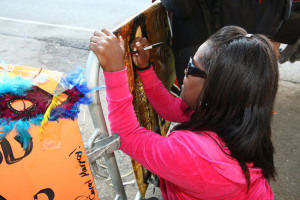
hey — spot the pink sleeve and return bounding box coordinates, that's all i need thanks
[103,69,205,188]
[137,66,192,123]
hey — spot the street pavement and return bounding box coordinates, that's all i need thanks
[0,1,299,199]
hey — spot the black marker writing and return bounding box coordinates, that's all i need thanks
[0,138,33,165]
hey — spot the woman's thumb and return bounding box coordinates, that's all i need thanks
[136,42,145,54]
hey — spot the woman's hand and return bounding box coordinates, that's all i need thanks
[89,28,125,72]
[130,37,150,68]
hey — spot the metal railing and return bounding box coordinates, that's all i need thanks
[85,51,127,200]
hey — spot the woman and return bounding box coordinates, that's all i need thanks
[89,26,278,199]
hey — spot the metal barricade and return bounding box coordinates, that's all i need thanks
[85,51,127,200]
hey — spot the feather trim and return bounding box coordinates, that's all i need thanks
[15,119,32,150]
[39,95,63,140]
[0,73,33,96]
[0,66,97,150]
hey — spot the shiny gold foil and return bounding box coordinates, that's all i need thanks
[113,2,175,197]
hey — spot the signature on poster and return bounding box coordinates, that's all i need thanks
[70,146,96,199]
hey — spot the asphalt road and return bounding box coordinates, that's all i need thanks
[0,0,152,50]
[0,0,299,199]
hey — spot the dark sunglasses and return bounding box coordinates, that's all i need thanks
[185,57,207,78]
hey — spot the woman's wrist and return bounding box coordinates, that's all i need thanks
[103,68,130,100]
[102,63,125,72]
[134,62,152,71]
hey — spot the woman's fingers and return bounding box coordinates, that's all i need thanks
[89,29,125,72]
[89,36,108,52]
[140,37,150,47]
[93,30,106,38]
[90,29,151,71]
[102,28,114,37]
[130,37,142,50]
[94,28,114,38]
[90,36,100,45]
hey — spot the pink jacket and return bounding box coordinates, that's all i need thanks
[104,67,273,200]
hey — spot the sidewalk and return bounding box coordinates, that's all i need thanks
[0,34,299,199]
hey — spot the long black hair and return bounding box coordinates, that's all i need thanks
[174,26,278,187]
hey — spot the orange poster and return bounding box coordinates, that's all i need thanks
[0,64,99,200]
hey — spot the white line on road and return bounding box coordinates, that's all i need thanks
[0,16,95,32]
